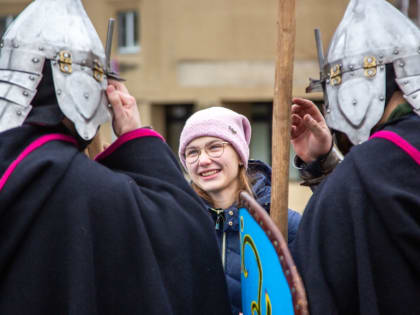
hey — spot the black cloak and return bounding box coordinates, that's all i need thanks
[0,122,232,315]
[292,114,420,315]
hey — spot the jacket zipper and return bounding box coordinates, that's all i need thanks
[222,231,226,270]
[210,208,227,270]
[215,211,223,230]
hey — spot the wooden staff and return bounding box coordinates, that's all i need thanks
[271,0,296,240]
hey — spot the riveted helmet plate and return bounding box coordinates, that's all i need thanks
[313,0,420,145]
[0,0,111,139]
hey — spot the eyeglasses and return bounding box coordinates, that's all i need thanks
[185,141,230,164]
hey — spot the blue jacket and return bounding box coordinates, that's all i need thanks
[207,160,302,315]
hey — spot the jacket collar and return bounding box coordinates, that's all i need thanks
[204,159,273,231]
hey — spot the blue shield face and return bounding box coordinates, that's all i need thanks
[239,208,294,315]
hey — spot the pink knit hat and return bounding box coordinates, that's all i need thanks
[179,107,252,169]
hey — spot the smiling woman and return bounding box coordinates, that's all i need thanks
[185,137,252,209]
[178,107,302,315]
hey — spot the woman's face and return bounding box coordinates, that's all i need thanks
[185,136,241,196]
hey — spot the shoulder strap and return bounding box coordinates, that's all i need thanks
[369,130,420,165]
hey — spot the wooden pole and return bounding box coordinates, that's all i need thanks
[271,0,296,240]
[417,0,420,26]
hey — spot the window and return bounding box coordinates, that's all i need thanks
[117,10,140,54]
[0,15,14,38]
[250,102,272,165]
[165,104,193,159]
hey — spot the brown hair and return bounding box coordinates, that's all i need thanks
[191,165,254,208]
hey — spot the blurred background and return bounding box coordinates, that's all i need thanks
[0,0,414,212]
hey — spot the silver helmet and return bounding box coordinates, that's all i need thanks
[319,0,420,145]
[0,0,111,140]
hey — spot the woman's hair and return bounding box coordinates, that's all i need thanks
[191,165,254,207]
